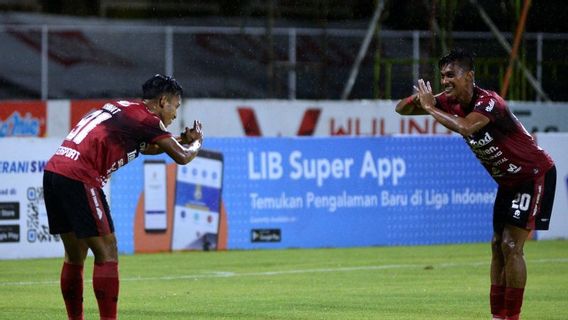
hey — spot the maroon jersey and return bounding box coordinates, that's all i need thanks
[436,86,554,187]
[45,100,172,187]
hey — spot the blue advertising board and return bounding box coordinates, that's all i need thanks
[111,136,497,253]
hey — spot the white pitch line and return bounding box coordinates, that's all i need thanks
[1,258,567,287]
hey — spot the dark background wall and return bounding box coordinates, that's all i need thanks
[3,1,565,33]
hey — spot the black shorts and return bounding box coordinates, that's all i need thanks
[493,166,556,232]
[43,170,114,238]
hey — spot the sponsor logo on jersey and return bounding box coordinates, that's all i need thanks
[469,132,494,148]
[507,163,522,174]
[493,157,509,166]
[55,146,80,161]
[127,150,137,162]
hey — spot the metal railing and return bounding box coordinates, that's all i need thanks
[0,24,567,101]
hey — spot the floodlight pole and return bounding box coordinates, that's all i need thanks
[469,0,550,101]
[165,26,174,76]
[501,0,532,99]
[341,0,385,100]
[423,0,448,54]
[41,25,48,100]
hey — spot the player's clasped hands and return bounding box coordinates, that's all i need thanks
[181,120,204,145]
[413,79,436,111]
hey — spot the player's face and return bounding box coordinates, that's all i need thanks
[159,94,181,127]
[440,63,473,99]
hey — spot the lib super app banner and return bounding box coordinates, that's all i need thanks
[203,136,497,249]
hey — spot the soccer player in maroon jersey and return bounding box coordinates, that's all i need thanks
[43,74,203,320]
[395,49,556,320]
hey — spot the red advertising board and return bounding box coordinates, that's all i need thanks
[0,101,46,137]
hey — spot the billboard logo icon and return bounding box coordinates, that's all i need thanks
[0,225,20,243]
[251,229,281,242]
[0,202,19,220]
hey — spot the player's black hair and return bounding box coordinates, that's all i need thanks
[438,48,475,72]
[142,74,183,100]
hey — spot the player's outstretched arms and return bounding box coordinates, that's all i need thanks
[395,94,428,115]
[156,120,204,165]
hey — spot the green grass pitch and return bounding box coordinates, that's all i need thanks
[1,240,567,319]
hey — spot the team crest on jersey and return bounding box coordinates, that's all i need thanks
[485,99,495,112]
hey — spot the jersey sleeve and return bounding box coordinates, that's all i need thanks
[140,114,173,143]
[472,96,499,122]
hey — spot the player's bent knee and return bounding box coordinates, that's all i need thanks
[500,238,523,259]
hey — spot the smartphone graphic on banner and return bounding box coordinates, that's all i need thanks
[171,150,223,251]
[143,160,167,232]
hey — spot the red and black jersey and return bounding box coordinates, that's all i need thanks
[436,86,554,187]
[45,100,172,187]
